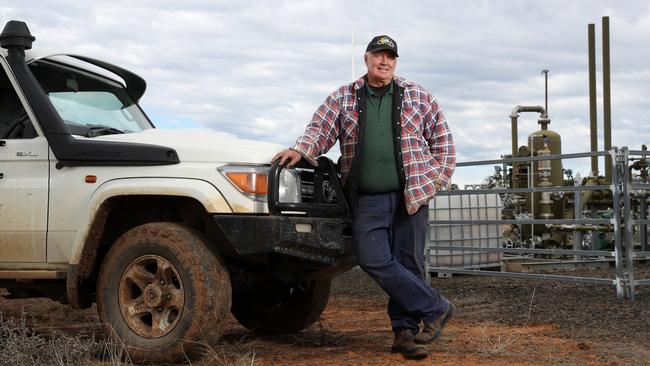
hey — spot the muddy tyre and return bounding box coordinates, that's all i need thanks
[96,223,231,363]
[232,278,331,334]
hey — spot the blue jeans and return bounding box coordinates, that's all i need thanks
[353,192,448,332]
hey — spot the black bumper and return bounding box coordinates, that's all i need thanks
[213,214,353,266]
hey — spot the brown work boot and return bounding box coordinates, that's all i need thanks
[390,329,428,359]
[414,302,456,344]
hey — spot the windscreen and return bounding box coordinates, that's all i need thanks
[28,60,153,137]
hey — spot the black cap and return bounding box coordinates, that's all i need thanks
[365,35,398,57]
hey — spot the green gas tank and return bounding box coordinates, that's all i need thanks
[527,127,564,221]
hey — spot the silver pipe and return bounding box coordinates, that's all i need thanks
[509,105,547,118]
[547,224,613,232]
[510,104,547,158]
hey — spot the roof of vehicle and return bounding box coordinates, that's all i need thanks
[0,48,147,102]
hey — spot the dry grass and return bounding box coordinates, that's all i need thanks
[197,335,259,366]
[475,286,536,356]
[0,311,131,366]
[0,310,264,366]
[475,324,518,355]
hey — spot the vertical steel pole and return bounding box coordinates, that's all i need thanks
[622,148,636,300]
[574,190,582,260]
[603,17,613,184]
[460,191,467,267]
[542,69,549,115]
[641,195,648,252]
[529,144,535,242]
[611,147,625,298]
[511,115,519,190]
[482,193,487,265]
[588,24,599,176]
[511,116,518,160]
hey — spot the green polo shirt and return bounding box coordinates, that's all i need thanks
[358,82,400,193]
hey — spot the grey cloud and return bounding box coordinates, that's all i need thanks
[3,0,650,184]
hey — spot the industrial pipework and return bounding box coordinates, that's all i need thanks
[587,16,613,182]
[510,105,547,159]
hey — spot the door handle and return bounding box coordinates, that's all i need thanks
[1,141,5,178]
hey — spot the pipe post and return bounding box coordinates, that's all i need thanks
[511,115,518,160]
[588,23,599,176]
[603,16,612,183]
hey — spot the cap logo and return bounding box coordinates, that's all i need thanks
[376,36,394,48]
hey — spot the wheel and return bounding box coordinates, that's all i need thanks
[96,223,231,363]
[231,278,331,334]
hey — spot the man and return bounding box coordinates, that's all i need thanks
[273,35,456,359]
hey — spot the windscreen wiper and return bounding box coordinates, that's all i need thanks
[86,126,125,137]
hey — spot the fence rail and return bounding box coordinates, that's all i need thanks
[425,147,649,300]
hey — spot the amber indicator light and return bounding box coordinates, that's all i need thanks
[225,172,268,195]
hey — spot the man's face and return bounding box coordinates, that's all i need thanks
[365,50,397,84]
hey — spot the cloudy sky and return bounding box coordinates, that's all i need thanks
[2,1,649,185]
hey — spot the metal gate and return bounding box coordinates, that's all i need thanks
[425,147,650,300]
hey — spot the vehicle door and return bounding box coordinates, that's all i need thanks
[0,57,49,262]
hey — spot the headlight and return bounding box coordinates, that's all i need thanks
[278,168,302,203]
[218,165,302,203]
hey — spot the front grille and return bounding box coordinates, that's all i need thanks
[298,168,339,204]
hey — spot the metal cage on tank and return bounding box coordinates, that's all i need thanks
[427,192,504,269]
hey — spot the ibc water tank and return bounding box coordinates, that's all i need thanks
[427,192,504,269]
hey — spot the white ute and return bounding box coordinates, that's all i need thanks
[0,20,353,363]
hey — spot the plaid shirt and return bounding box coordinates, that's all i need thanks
[292,75,455,215]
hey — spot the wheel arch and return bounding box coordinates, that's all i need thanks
[66,178,234,309]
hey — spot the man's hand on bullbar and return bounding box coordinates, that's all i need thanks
[272,149,303,168]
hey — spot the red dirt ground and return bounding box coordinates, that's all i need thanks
[1,264,649,365]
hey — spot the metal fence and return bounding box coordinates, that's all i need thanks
[425,147,650,300]
[622,148,650,299]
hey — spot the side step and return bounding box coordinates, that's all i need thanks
[0,270,67,279]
